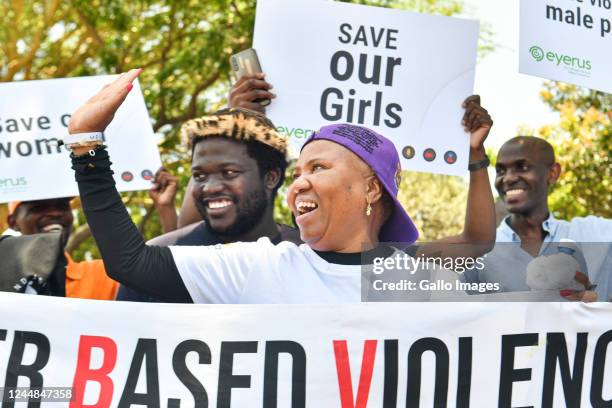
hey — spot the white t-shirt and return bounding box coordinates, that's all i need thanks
[170,238,463,304]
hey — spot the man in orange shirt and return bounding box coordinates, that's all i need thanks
[4,198,118,299]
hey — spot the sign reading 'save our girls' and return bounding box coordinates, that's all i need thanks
[253,0,479,176]
[1,293,612,407]
[0,76,162,203]
[520,0,612,93]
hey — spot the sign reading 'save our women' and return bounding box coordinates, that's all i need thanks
[520,0,612,93]
[0,293,611,406]
[0,76,162,203]
[253,0,479,176]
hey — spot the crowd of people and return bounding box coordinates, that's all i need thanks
[1,64,610,303]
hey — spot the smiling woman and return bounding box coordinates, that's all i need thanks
[288,125,418,253]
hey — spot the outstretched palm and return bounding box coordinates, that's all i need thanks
[68,68,143,134]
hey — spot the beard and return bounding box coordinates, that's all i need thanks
[199,186,270,237]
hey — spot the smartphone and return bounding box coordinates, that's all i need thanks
[229,48,271,106]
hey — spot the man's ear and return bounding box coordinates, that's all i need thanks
[264,168,282,192]
[366,176,384,205]
[547,162,561,186]
[7,214,18,231]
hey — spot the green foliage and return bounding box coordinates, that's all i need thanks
[273,162,296,227]
[340,0,462,15]
[536,82,611,219]
[1,0,260,258]
[398,173,467,241]
[2,0,477,257]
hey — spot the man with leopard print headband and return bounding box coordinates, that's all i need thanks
[116,107,301,301]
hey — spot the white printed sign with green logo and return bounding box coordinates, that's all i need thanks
[0,76,162,203]
[520,0,612,93]
[253,0,479,176]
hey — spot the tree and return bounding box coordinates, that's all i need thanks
[536,82,611,219]
[1,0,477,256]
[398,173,468,241]
[1,0,259,255]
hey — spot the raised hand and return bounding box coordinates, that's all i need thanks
[461,95,493,157]
[228,73,276,113]
[68,68,143,134]
[149,167,179,208]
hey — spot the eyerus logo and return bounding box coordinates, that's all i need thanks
[529,45,592,75]
[529,46,545,62]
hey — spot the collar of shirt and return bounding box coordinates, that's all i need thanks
[498,213,560,244]
[301,244,359,276]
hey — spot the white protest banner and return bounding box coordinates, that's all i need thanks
[0,76,162,203]
[253,0,479,176]
[520,0,612,93]
[1,292,611,407]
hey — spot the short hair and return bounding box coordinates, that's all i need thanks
[501,136,556,166]
[244,138,287,196]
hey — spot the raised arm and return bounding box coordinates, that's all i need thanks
[416,95,496,259]
[68,69,191,302]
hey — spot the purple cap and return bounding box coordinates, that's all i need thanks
[303,124,419,244]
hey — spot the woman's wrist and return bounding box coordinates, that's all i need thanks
[65,129,105,156]
[71,143,102,156]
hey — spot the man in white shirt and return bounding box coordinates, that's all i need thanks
[462,136,611,300]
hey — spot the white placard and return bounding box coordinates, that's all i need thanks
[253,0,479,176]
[0,76,162,203]
[520,0,612,93]
[0,292,611,406]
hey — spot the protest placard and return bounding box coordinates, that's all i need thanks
[253,0,479,176]
[0,292,611,406]
[520,0,612,93]
[0,76,162,203]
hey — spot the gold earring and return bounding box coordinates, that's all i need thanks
[366,200,372,216]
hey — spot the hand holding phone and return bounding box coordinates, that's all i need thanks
[229,49,274,108]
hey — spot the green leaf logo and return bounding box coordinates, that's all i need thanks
[530,46,545,62]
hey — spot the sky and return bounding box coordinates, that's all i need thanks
[460,0,559,148]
